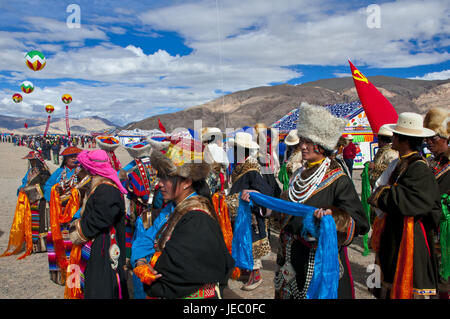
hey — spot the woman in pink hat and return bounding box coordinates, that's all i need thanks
[68,149,129,299]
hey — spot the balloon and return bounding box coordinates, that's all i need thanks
[62,94,72,104]
[45,104,54,114]
[20,81,34,94]
[25,50,46,71]
[12,93,23,103]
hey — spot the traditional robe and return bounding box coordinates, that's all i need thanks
[226,157,274,263]
[427,150,450,297]
[276,159,369,299]
[144,195,234,298]
[44,166,90,285]
[21,166,51,252]
[76,181,128,299]
[370,152,441,298]
[369,144,398,189]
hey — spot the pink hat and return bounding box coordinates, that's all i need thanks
[77,150,127,194]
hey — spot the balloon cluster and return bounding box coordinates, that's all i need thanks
[15,50,73,138]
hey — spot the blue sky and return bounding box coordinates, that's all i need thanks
[0,0,449,126]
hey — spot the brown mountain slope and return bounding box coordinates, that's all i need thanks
[126,76,450,132]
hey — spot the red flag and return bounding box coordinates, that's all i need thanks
[24,122,28,129]
[158,118,166,133]
[348,60,398,134]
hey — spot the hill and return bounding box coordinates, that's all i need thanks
[125,76,450,132]
[0,115,117,135]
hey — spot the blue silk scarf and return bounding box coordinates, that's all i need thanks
[232,192,340,299]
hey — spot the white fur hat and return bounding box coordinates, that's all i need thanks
[96,136,120,151]
[297,102,348,151]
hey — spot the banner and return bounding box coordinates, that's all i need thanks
[348,60,398,134]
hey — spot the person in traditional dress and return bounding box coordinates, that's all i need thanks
[202,127,229,195]
[225,132,274,291]
[96,136,123,171]
[119,138,169,299]
[43,146,91,285]
[368,124,399,189]
[423,107,450,299]
[283,129,302,179]
[273,103,369,299]
[132,148,234,299]
[66,150,128,299]
[1,151,51,259]
[369,112,441,299]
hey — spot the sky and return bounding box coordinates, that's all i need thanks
[0,0,448,126]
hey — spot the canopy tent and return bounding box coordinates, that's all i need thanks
[271,101,377,168]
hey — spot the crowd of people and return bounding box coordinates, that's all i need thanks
[0,104,448,300]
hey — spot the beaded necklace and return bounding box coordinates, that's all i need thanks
[288,157,330,203]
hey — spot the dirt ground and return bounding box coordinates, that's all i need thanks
[0,142,375,299]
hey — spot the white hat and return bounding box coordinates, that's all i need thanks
[96,136,120,151]
[284,130,299,146]
[228,132,259,150]
[344,134,353,140]
[377,124,393,137]
[297,102,348,151]
[384,112,435,138]
[201,127,223,142]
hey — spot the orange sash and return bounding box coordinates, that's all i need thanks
[390,216,414,299]
[49,185,80,282]
[212,193,240,279]
[370,214,386,253]
[0,191,33,259]
[64,245,83,299]
[134,252,162,285]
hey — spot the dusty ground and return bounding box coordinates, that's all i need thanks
[0,142,375,299]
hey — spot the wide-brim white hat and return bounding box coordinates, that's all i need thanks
[344,134,353,140]
[201,127,224,142]
[377,124,393,137]
[384,112,435,138]
[284,129,299,146]
[228,132,259,150]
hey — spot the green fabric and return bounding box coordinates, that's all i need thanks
[360,162,372,256]
[440,193,450,281]
[278,162,290,191]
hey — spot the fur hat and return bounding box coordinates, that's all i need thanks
[124,141,152,159]
[423,107,450,139]
[150,150,210,181]
[96,136,120,151]
[297,102,348,151]
[147,136,171,151]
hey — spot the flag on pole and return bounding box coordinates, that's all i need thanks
[348,60,398,134]
[158,118,166,133]
[24,122,28,129]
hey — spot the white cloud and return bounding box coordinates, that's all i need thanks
[410,69,450,80]
[0,0,449,127]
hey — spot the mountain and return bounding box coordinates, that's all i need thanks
[125,76,450,132]
[0,115,117,135]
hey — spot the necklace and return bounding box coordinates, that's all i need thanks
[288,157,330,203]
